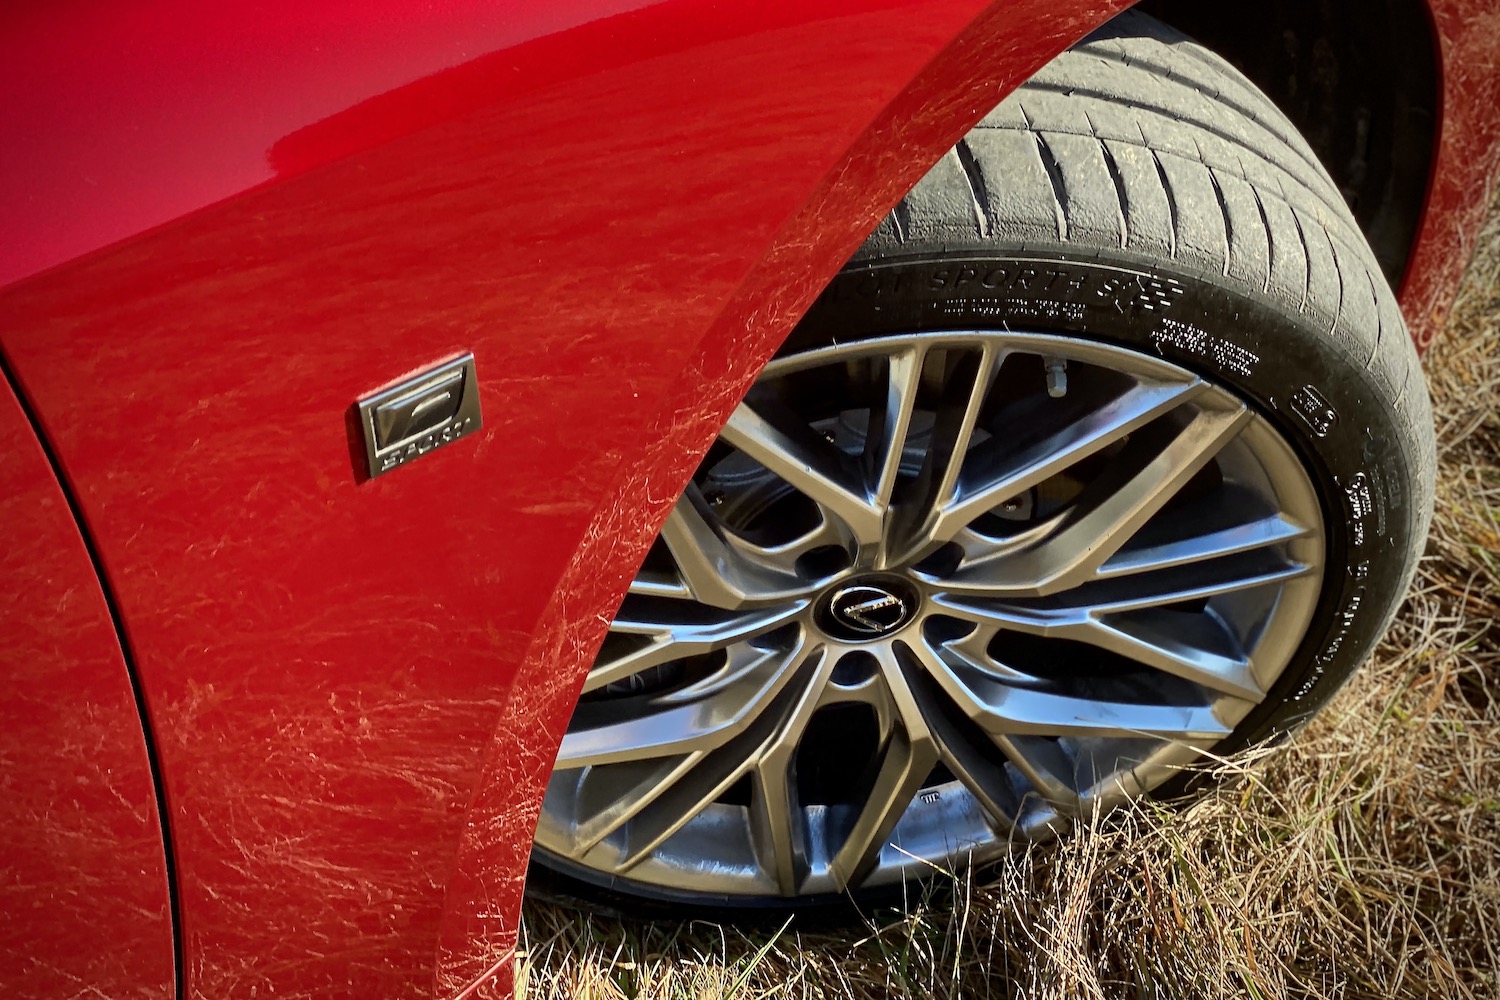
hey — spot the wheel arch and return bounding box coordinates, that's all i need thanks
[431,1,1157,992]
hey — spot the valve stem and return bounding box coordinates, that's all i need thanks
[1044,357,1068,398]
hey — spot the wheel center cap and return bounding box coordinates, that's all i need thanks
[819,578,917,640]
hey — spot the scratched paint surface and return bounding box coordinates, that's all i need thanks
[0,379,174,998]
[1,0,1497,997]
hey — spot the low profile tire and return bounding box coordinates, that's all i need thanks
[529,11,1435,916]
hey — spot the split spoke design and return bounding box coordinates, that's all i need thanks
[750,649,836,895]
[725,504,851,579]
[658,488,808,608]
[931,399,1253,594]
[722,398,886,550]
[893,376,1205,563]
[562,633,813,766]
[538,331,1326,902]
[581,600,807,694]
[826,647,940,888]
[910,631,1233,740]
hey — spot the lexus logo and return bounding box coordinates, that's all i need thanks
[828,585,910,636]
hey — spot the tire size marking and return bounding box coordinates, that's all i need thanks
[1293,561,1368,702]
[839,263,1185,323]
[1150,318,1259,377]
[1342,472,1377,547]
[940,298,1084,323]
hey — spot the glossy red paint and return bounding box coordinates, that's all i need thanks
[1400,0,1500,350]
[0,1,1130,995]
[1,1,1497,998]
[0,378,174,998]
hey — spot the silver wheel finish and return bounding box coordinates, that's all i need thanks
[534,331,1325,900]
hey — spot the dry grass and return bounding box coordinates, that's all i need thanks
[517,218,1500,999]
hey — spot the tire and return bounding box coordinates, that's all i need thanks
[528,10,1435,919]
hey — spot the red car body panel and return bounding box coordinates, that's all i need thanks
[0,381,174,998]
[0,0,1496,997]
[1402,0,1500,348]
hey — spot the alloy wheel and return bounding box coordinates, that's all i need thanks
[534,330,1325,900]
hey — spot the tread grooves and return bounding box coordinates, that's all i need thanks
[1326,228,1344,337]
[973,123,1377,274]
[1147,143,1177,259]
[1287,202,1313,313]
[1392,355,1410,409]
[1030,122,1070,240]
[1022,80,1345,212]
[1079,42,1325,181]
[953,138,993,239]
[1090,114,1129,248]
[1366,267,1386,366]
[891,200,911,243]
[1244,161,1275,293]
[1205,155,1233,276]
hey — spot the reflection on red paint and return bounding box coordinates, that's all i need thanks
[0,380,173,999]
[0,0,1496,997]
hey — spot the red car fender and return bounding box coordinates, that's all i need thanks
[0,1,1497,998]
[0,1,1132,996]
[0,378,175,998]
[429,5,1158,992]
[1402,0,1500,349]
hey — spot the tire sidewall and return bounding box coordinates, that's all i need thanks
[798,244,1423,764]
[530,246,1428,918]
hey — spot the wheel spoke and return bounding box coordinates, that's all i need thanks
[1092,485,1314,578]
[866,347,925,512]
[993,735,1083,810]
[561,632,811,767]
[725,504,851,579]
[911,633,1233,739]
[660,487,804,609]
[722,397,885,547]
[749,647,835,896]
[827,647,940,891]
[1098,507,1313,579]
[1088,609,1262,701]
[931,599,1256,703]
[886,346,1001,563]
[932,546,1312,701]
[609,649,824,871]
[936,546,1313,613]
[904,636,1078,809]
[583,600,807,694]
[609,731,765,871]
[627,572,692,600]
[955,666,1231,740]
[565,754,703,856]
[906,377,1206,557]
[897,643,1023,831]
[944,399,1252,595]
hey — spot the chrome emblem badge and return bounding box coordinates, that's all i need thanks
[828,585,908,635]
[357,354,481,478]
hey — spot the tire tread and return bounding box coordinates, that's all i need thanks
[858,11,1433,535]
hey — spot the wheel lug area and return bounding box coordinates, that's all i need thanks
[794,544,853,581]
[830,650,881,687]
